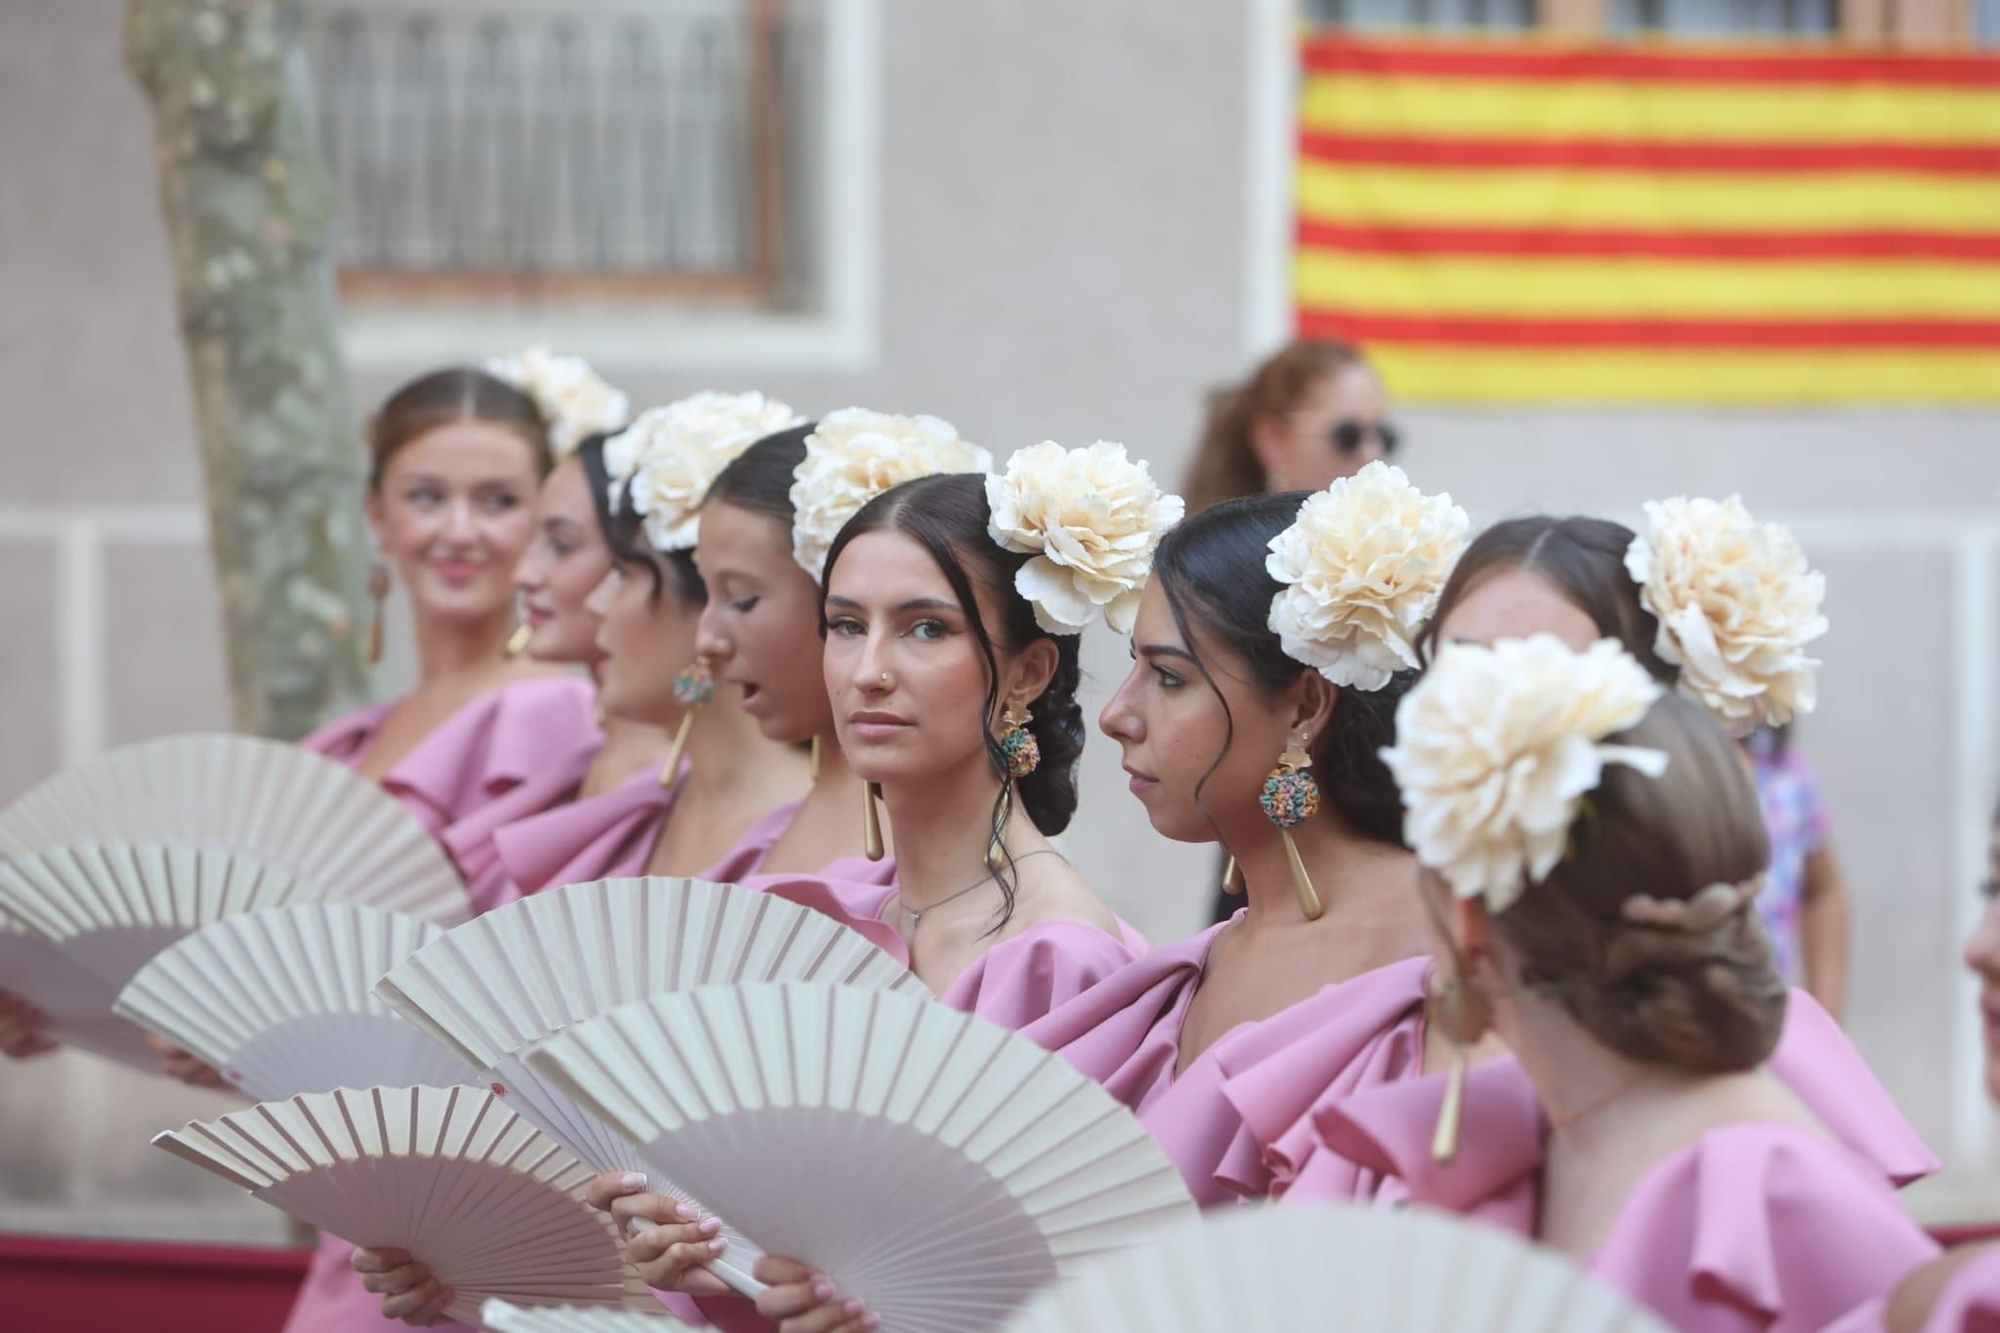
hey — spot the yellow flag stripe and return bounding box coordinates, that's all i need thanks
[1301,73,2000,146]
[1297,159,2000,235]
[1367,345,2000,403]
[1297,247,2000,319]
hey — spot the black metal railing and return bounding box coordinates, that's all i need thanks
[298,2,817,301]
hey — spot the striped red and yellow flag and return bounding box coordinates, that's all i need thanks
[1294,36,2000,404]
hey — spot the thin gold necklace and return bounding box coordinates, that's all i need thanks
[895,849,1060,930]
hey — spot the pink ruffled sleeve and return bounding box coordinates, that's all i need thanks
[1769,988,1940,1187]
[298,700,392,768]
[1592,1124,1939,1332]
[938,921,1142,1028]
[383,676,599,839]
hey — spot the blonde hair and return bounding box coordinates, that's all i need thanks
[1182,339,1366,516]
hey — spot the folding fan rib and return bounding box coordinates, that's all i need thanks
[0,734,470,925]
[1002,1202,1674,1333]
[153,1086,643,1320]
[530,982,1197,1333]
[482,1298,693,1332]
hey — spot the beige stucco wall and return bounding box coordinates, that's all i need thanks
[1,0,1991,1240]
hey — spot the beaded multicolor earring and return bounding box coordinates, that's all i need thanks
[1260,733,1323,920]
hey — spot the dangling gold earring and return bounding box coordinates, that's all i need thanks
[506,621,533,657]
[996,702,1040,778]
[660,658,714,787]
[1426,966,1492,1164]
[1220,856,1243,895]
[366,560,392,666]
[1261,733,1322,920]
[861,781,885,862]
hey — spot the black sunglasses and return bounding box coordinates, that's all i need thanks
[1332,419,1400,456]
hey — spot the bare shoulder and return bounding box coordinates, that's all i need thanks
[1003,856,1123,942]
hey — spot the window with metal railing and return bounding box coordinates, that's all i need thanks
[1610,0,1836,34]
[1304,0,1534,27]
[300,0,821,309]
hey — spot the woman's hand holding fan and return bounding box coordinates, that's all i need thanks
[144,1033,224,1088]
[753,1256,877,1333]
[0,988,55,1059]
[587,1172,738,1301]
[350,1246,455,1327]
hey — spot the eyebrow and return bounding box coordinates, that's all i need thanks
[824,595,961,614]
[1137,643,1198,663]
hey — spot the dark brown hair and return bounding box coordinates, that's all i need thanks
[368,368,552,491]
[820,473,1087,929]
[1494,690,1784,1071]
[596,436,705,608]
[1183,339,1368,516]
[1418,516,1678,684]
[704,423,817,527]
[1154,491,1409,850]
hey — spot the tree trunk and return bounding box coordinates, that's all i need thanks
[125,0,367,740]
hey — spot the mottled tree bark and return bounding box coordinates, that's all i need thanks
[126,0,367,739]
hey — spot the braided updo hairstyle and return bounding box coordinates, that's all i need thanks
[1494,689,1785,1072]
[818,472,1086,927]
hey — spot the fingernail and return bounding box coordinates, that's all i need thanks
[675,1203,699,1222]
[843,1299,865,1316]
[812,1281,834,1301]
[696,1217,721,1236]
[619,1172,646,1190]
[708,1239,726,1255]
[863,1317,881,1331]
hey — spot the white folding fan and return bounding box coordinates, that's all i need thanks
[481,1299,692,1332]
[0,841,321,1059]
[114,902,469,1100]
[376,877,926,1293]
[1003,1202,1673,1333]
[0,917,155,1067]
[0,732,470,925]
[153,1084,654,1324]
[529,981,1198,1333]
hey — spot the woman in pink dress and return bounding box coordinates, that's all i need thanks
[284,361,619,1333]
[1269,506,1935,1201]
[1315,634,1938,1332]
[942,466,1461,1214]
[452,396,813,907]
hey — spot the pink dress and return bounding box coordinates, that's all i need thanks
[1820,1243,2000,1333]
[1018,914,1432,1205]
[286,675,608,1333]
[300,675,599,846]
[1311,1060,1939,1332]
[754,875,1143,1023]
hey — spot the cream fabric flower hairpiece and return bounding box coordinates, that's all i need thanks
[1625,494,1828,738]
[1382,634,1668,913]
[789,408,992,581]
[608,392,803,551]
[1265,461,1469,690]
[985,441,1185,635]
[483,346,629,460]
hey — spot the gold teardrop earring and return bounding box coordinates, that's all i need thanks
[1260,733,1322,920]
[1220,856,1243,895]
[660,657,714,787]
[1426,963,1492,1164]
[862,780,885,862]
[366,559,392,666]
[506,621,533,657]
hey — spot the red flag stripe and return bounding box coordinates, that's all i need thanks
[1298,309,2000,348]
[1296,220,2000,263]
[1300,38,2000,88]
[1298,131,2000,176]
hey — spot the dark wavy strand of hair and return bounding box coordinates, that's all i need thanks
[1156,493,1412,926]
[818,473,1086,933]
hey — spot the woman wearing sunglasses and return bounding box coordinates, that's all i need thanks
[1181,338,1399,517]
